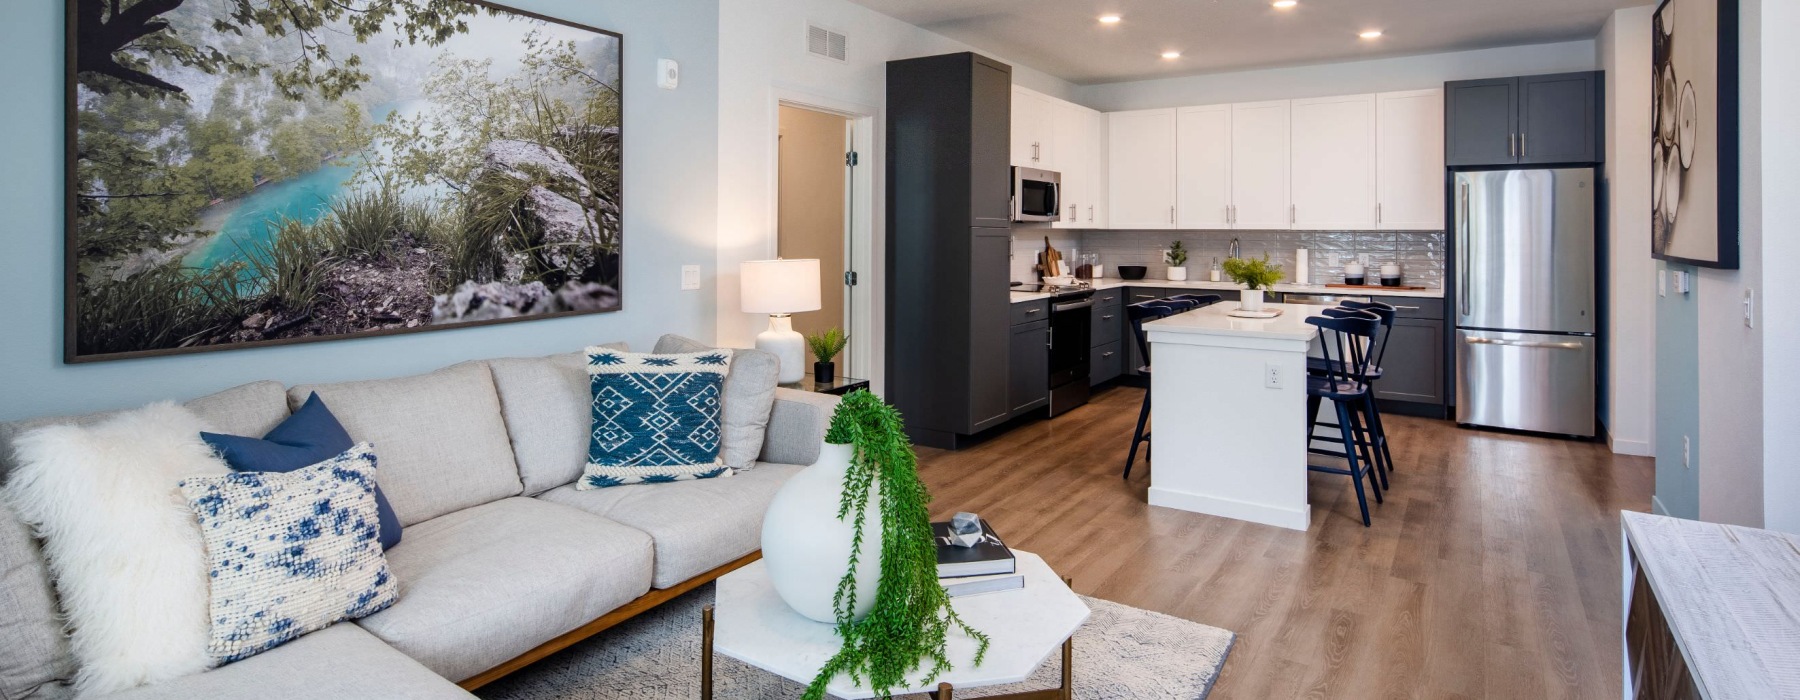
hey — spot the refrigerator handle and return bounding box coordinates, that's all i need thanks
[1458,180,1470,318]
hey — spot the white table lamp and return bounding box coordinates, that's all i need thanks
[741,259,821,383]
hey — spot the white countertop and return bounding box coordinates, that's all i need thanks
[1009,277,1444,303]
[1141,302,1322,343]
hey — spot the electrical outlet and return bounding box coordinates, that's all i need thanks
[1682,435,1691,469]
[1357,253,1371,267]
[1265,362,1283,389]
[1745,288,1756,328]
[681,265,700,290]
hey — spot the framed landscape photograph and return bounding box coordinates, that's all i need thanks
[1650,0,1739,269]
[66,0,623,362]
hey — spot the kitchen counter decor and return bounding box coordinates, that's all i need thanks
[1165,241,1190,281]
[759,391,989,700]
[1223,254,1285,311]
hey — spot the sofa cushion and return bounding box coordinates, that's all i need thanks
[290,363,523,526]
[486,344,626,496]
[759,388,841,466]
[537,462,803,588]
[654,335,780,470]
[580,348,735,488]
[354,497,653,682]
[0,381,288,700]
[91,623,472,700]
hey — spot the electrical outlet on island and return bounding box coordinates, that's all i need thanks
[1264,362,1283,389]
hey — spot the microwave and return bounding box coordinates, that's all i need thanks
[1011,166,1061,223]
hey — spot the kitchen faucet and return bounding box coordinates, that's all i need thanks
[1228,237,1241,259]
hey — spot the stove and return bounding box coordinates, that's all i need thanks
[1012,282,1097,416]
[1013,282,1096,300]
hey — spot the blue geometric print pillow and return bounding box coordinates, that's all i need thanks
[178,443,398,664]
[581,347,735,489]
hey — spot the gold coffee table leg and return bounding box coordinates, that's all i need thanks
[701,605,715,700]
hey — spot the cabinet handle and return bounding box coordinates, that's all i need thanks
[1392,305,1421,311]
[1101,314,1116,321]
[1521,132,1527,157]
[1290,204,1296,224]
[1509,133,1516,158]
[1102,351,1116,358]
[1134,294,1156,300]
[1377,203,1382,224]
[1025,308,1042,315]
[1088,205,1094,222]
[1069,204,1077,221]
[1170,206,1175,224]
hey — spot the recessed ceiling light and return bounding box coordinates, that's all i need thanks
[1272,0,1298,8]
[1359,29,1384,39]
[1098,14,1122,24]
[1161,51,1182,59]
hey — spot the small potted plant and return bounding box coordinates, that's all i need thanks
[1222,254,1285,311]
[805,327,848,382]
[1165,241,1189,281]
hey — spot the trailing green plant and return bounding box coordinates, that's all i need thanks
[1165,240,1189,267]
[1222,253,1286,290]
[806,327,849,364]
[808,392,988,700]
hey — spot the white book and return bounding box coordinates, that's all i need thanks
[942,574,1025,598]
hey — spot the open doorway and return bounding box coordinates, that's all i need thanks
[777,104,856,376]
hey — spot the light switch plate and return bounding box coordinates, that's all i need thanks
[1657,270,1667,297]
[1744,288,1756,328]
[681,265,700,290]
[657,59,680,90]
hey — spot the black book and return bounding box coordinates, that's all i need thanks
[931,519,1016,578]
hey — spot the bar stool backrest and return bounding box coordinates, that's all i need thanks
[1126,300,1182,369]
[1340,300,1397,368]
[1306,313,1380,389]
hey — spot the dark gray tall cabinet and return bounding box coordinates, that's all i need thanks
[886,52,1014,449]
[1446,71,1604,166]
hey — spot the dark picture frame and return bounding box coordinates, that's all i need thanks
[1650,0,1739,269]
[64,0,624,363]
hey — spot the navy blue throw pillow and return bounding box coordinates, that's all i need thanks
[201,392,402,549]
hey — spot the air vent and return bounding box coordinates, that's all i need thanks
[806,23,847,62]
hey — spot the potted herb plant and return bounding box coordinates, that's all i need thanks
[760,391,989,700]
[806,327,849,382]
[1222,253,1285,311]
[1165,241,1189,281]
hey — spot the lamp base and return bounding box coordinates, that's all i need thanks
[756,315,806,384]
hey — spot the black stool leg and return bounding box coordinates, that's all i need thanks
[1347,404,1383,504]
[1355,397,1389,493]
[1124,390,1152,480]
[1336,401,1372,527]
[1366,394,1396,476]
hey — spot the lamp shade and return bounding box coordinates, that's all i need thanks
[740,259,822,314]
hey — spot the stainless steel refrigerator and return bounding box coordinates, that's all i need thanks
[1453,168,1597,437]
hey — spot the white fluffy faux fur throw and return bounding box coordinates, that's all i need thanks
[3,402,229,694]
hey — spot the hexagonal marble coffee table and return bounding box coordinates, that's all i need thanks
[702,550,1089,699]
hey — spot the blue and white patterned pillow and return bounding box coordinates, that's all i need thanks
[581,347,735,488]
[178,443,397,664]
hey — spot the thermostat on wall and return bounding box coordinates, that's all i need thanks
[657,59,680,90]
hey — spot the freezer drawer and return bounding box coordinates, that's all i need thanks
[1454,330,1595,436]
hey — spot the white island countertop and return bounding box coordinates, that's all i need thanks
[1142,302,1322,344]
[1010,277,1444,303]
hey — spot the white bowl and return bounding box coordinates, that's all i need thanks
[1044,275,1076,286]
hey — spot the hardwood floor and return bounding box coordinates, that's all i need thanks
[915,385,1653,699]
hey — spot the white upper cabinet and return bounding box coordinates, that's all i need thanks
[1012,87,1057,169]
[1229,101,1291,230]
[1084,108,1109,228]
[1375,88,1447,230]
[1176,105,1232,229]
[1053,100,1104,229]
[1290,94,1377,230]
[1107,109,1178,229]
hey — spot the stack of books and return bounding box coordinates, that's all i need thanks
[931,518,1023,597]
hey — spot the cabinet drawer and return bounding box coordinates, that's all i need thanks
[1091,303,1123,348]
[1373,296,1444,320]
[1090,340,1123,386]
[1010,299,1050,325]
[1092,288,1126,308]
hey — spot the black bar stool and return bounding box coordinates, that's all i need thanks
[1306,302,1398,488]
[1304,312,1383,527]
[1121,294,1221,480]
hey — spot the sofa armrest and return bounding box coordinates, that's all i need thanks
[758,389,841,466]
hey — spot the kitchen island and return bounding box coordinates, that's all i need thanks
[1141,302,1321,530]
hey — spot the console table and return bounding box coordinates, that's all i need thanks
[1621,511,1800,699]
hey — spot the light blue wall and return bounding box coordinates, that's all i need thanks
[0,0,720,422]
[1653,262,1700,518]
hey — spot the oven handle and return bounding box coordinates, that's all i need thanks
[1051,298,1095,313]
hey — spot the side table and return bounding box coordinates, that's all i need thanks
[780,373,870,396]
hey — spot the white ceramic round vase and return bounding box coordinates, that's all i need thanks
[1241,289,1265,311]
[760,442,885,623]
[1166,266,1189,281]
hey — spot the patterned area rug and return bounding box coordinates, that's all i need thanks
[477,584,1235,700]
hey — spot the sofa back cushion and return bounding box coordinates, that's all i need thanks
[288,363,523,526]
[0,380,288,700]
[486,344,626,496]
[652,335,779,471]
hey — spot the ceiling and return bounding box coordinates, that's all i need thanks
[841,0,1645,85]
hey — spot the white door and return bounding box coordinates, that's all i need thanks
[1376,88,1446,230]
[1053,100,1091,228]
[1229,101,1291,230]
[1085,108,1109,228]
[1176,104,1233,229]
[1108,109,1178,229]
[1290,94,1376,230]
[1011,87,1055,169]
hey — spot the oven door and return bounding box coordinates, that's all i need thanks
[1048,298,1093,388]
[1013,167,1061,222]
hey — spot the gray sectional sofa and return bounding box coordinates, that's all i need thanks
[0,344,840,699]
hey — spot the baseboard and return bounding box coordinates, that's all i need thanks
[1609,436,1654,457]
[1147,487,1311,531]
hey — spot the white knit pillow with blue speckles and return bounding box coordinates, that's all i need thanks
[178,443,397,664]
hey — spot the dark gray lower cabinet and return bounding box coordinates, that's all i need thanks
[1008,320,1050,414]
[1369,294,1446,408]
[1090,340,1123,386]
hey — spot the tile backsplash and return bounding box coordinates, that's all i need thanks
[1013,228,1446,289]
